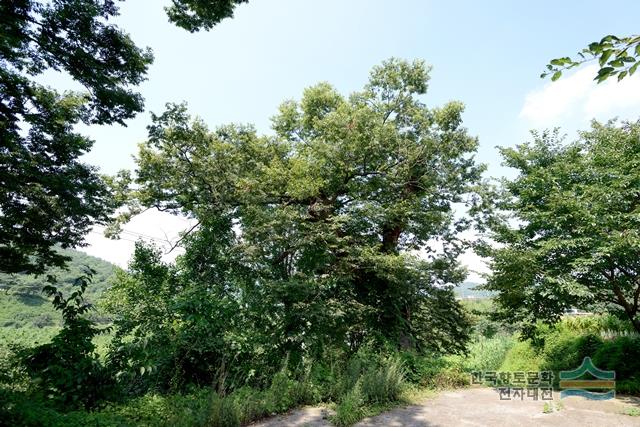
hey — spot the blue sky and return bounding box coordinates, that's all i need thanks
[70,0,640,272]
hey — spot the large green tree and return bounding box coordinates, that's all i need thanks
[0,0,246,275]
[128,59,483,359]
[485,120,640,335]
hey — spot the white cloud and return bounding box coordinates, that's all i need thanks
[81,209,195,267]
[520,65,640,126]
[585,74,640,117]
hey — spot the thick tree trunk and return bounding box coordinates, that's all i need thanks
[381,224,402,253]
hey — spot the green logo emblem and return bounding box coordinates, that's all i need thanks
[559,357,615,400]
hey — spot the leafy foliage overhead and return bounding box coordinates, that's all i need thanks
[0,0,248,275]
[0,0,153,274]
[485,120,640,336]
[543,34,640,82]
[165,0,249,32]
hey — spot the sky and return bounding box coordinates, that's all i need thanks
[68,0,640,280]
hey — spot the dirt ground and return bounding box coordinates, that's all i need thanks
[250,387,640,427]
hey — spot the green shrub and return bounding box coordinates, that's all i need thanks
[499,339,541,373]
[593,336,640,380]
[18,272,116,410]
[428,366,470,389]
[232,387,268,424]
[209,394,240,427]
[0,388,214,427]
[333,382,365,427]
[462,334,514,372]
[541,332,602,385]
[264,370,295,413]
[263,368,318,414]
[400,352,448,385]
[360,357,405,403]
[556,315,634,336]
[617,379,640,395]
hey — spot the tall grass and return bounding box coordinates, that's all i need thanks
[333,382,365,427]
[499,339,541,373]
[462,334,515,372]
[332,356,406,426]
[360,357,405,403]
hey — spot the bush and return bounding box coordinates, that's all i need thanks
[462,334,514,372]
[360,357,405,403]
[504,317,640,395]
[593,336,640,380]
[333,382,365,427]
[0,388,214,427]
[231,387,268,424]
[541,332,602,385]
[617,379,640,395]
[209,394,240,427]
[18,272,116,409]
[499,339,541,373]
[400,352,448,385]
[428,366,470,389]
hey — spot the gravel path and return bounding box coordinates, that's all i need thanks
[250,387,640,426]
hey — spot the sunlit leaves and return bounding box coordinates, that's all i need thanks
[486,121,640,336]
[131,59,483,355]
[542,34,640,83]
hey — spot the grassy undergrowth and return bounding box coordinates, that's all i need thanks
[6,292,638,427]
[0,349,463,427]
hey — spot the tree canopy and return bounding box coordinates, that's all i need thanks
[107,59,484,387]
[165,0,249,32]
[0,0,246,275]
[485,120,640,336]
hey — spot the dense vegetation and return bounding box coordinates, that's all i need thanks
[0,0,245,275]
[1,1,639,426]
[484,121,640,335]
[0,248,114,348]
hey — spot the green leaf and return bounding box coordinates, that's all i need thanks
[600,35,619,43]
[597,67,615,76]
[599,50,613,66]
[589,42,603,53]
[551,71,562,81]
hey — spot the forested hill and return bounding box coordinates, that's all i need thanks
[0,248,116,301]
[0,248,117,333]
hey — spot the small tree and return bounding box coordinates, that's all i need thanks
[19,269,114,409]
[485,120,640,336]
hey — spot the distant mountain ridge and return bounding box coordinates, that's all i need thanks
[0,247,117,300]
[454,281,493,299]
[0,248,117,335]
